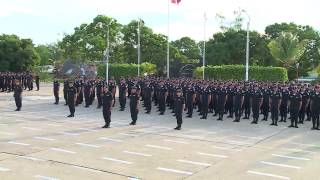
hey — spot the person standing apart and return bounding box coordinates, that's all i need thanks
[129,86,140,125]
[67,81,77,117]
[53,80,60,104]
[101,86,114,128]
[13,79,23,111]
[174,89,185,130]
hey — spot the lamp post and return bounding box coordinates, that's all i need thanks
[242,10,250,81]
[137,19,142,77]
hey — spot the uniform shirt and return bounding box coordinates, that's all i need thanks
[281,90,290,102]
[217,87,228,103]
[53,81,60,92]
[175,96,185,113]
[13,84,23,97]
[270,90,282,106]
[119,83,127,97]
[67,86,77,102]
[186,87,195,103]
[96,81,103,95]
[102,91,113,110]
[201,87,211,104]
[234,89,245,105]
[144,85,154,98]
[310,91,320,111]
[289,92,302,110]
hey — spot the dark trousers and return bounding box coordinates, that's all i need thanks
[202,104,208,118]
[36,81,39,90]
[234,105,241,120]
[119,96,126,110]
[64,91,68,104]
[54,91,59,103]
[97,94,102,107]
[68,102,75,115]
[159,99,166,113]
[176,112,182,126]
[14,96,22,109]
[242,101,251,117]
[187,102,193,116]
[290,109,299,126]
[84,94,90,106]
[261,103,269,119]
[145,99,151,112]
[311,111,320,129]
[271,106,279,124]
[103,110,111,125]
[280,103,288,120]
[130,108,138,123]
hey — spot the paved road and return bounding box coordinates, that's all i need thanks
[0,85,319,180]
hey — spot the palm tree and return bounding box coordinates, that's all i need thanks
[268,32,308,68]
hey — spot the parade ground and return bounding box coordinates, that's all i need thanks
[0,84,319,180]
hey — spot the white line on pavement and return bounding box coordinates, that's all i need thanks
[247,170,290,180]
[177,159,211,166]
[0,166,10,172]
[75,143,100,148]
[289,142,320,148]
[101,157,133,164]
[119,133,139,137]
[33,137,56,141]
[50,148,76,154]
[79,128,97,132]
[164,139,189,144]
[8,141,30,146]
[34,175,60,180]
[272,154,310,161]
[22,127,43,131]
[145,144,172,150]
[211,146,242,152]
[123,151,152,157]
[58,132,80,136]
[19,156,46,162]
[260,161,301,169]
[157,167,193,175]
[197,152,228,158]
[99,137,123,143]
[281,148,316,154]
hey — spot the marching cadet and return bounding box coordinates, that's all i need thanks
[67,81,77,117]
[251,84,263,124]
[174,88,185,130]
[186,83,195,118]
[83,79,92,108]
[13,79,23,111]
[261,84,270,121]
[158,81,168,115]
[200,83,211,119]
[310,85,320,130]
[35,74,40,91]
[217,84,228,121]
[101,85,114,128]
[280,86,290,122]
[288,86,302,128]
[269,86,282,126]
[63,78,69,105]
[129,86,140,125]
[96,78,103,109]
[298,86,310,124]
[144,81,153,114]
[53,79,60,104]
[233,84,244,122]
[242,84,252,119]
[108,78,117,107]
[118,78,127,111]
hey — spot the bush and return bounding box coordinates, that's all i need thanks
[194,65,288,81]
[97,62,156,80]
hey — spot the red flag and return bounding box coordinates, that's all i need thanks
[171,0,181,5]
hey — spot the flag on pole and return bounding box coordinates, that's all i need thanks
[171,0,181,5]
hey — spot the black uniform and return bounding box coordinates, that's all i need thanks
[174,95,185,130]
[261,88,270,120]
[13,83,23,111]
[96,81,103,108]
[217,87,228,120]
[63,80,69,105]
[310,91,320,130]
[233,89,244,122]
[102,91,113,128]
[298,91,309,124]
[144,84,153,113]
[84,82,92,107]
[288,92,302,128]
[129,92,140,125]
[67,85,77,117]
[200,87,211,119]
[35,75,40,91]
[159,85,167,115]
[119,82,127,111]
[270,90,282,126]
[251,89,263,124]
[186,86,195,118]
[280,90,290,122]
[53,81,60,104]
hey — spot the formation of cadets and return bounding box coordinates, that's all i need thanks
[1,72,40,111]
[54,76,320,131]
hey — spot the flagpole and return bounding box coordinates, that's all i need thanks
[137,19,141,77]
[203,13,206,80]
[167,0,170,79]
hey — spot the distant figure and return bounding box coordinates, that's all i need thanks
[53,80,60,104]
[13,79,23,111]
[35,75,40,91]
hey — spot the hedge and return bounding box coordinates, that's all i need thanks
[97,62,156,80]
[194,65,288,81]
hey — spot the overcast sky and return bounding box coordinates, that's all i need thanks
[0,0,319,45]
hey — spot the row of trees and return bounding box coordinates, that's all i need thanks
[1,14,319,80]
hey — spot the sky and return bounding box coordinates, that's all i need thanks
[0,0,319,45]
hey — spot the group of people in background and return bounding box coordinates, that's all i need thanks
[1,71,40,111]
[54,76,320,131]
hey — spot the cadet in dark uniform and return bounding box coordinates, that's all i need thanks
[159,81,168,115]
[119,78,127,111]
[129,86,140,125]
[251,85,263,124]
[280,86,290,122]
[217,84,228,120]
[101,86,114,128]
[174,88,185,130]
[67,81,77,117]
[83,79,92,108]
[310,85,320,130]
[200,84,211,119]
[261,84,270,121]
[53,80,60,104]
[288,86,302,128]
[13,79,23,111]
[298,86,309,124]
[233,85,244,122]
[35,75,40,91]
[242,84,251,119]
[186,83,195,118]
[144,81,153,114]
[269,86,282,126]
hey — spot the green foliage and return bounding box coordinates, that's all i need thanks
[97,62,156,80]
[0,34,40,72]
[194,65,288,81]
